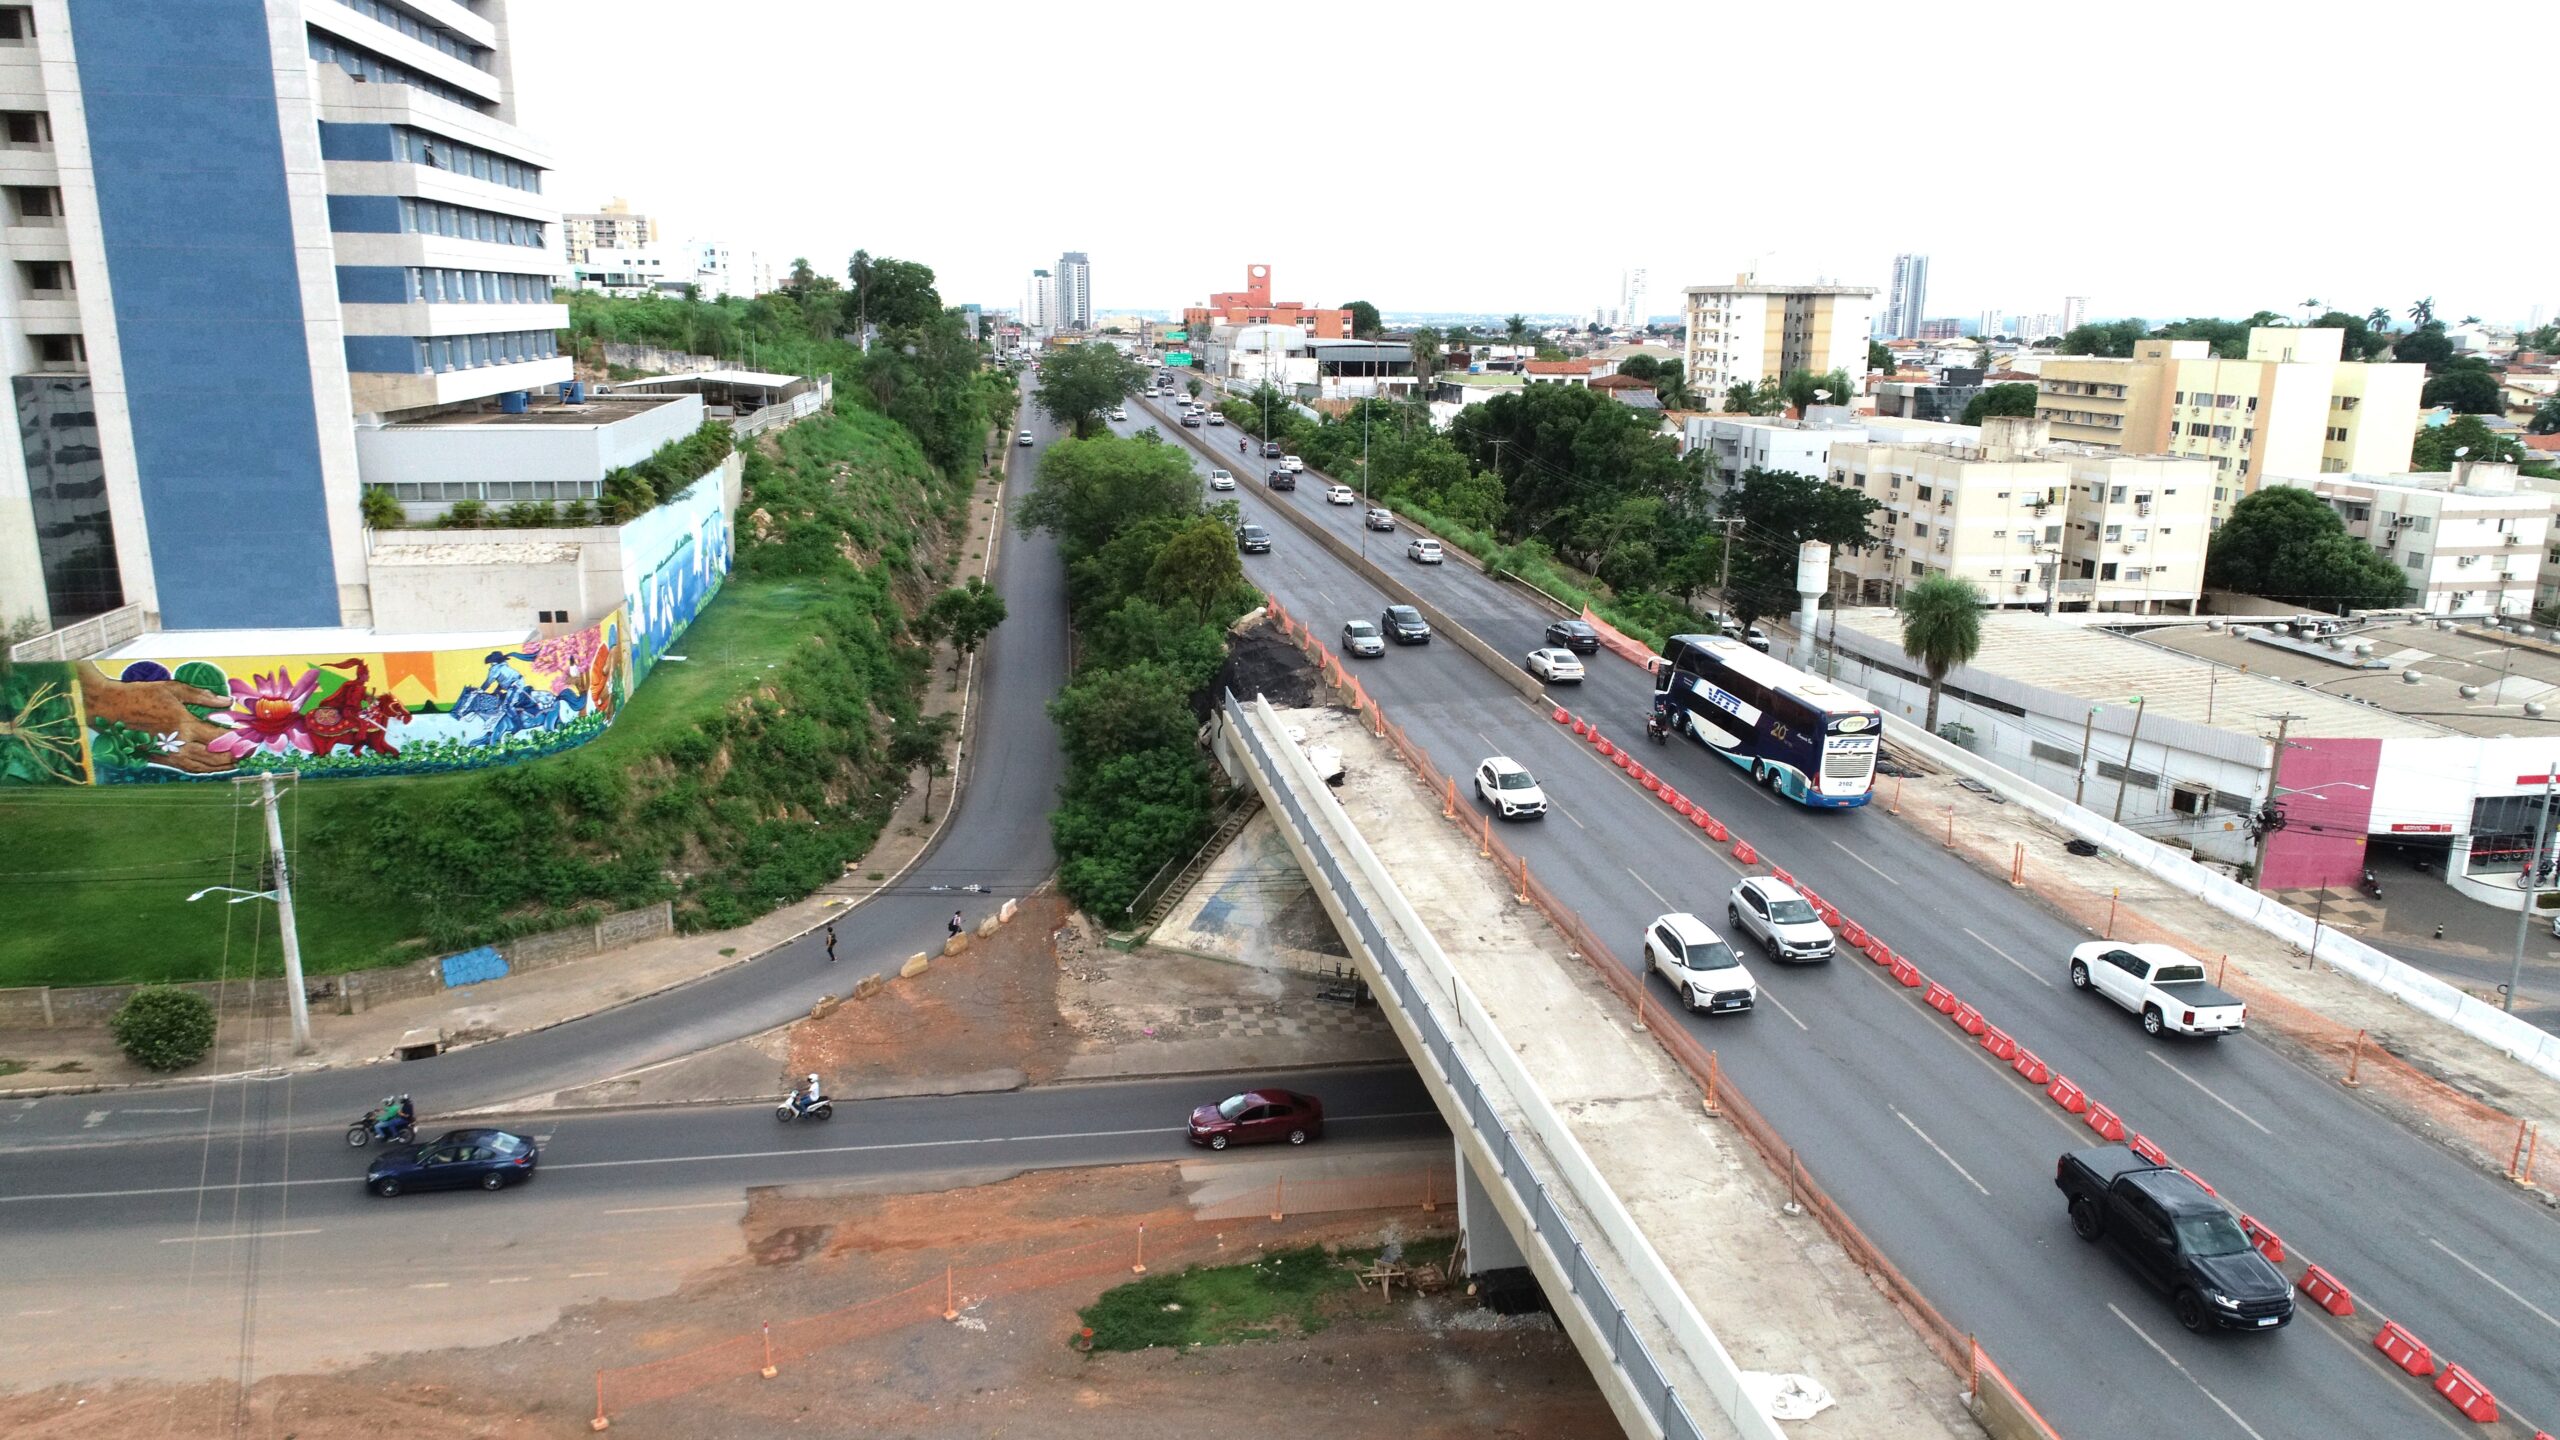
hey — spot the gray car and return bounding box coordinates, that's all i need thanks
[1727,876,1836,961]
[1340,620,1385,657]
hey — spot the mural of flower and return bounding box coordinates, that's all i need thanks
[207,668,319,758]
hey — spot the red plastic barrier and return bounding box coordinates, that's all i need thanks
[2180,1168,2217,1198]
[2376,1321,2435,1377]
[1981,1024,2018,1061]
[1841,920,1869,949]
[2435,1365,2497,1423]
[2298,1264,2354,1317]
[1672,795,1694,817]
[2048,1076,2088,1113]
[1552,705,1570,724]
[2086,1103,2126,1141]
[1596,737,1615,757]
[1704,818,1729,841]
[1733,839,1758,864]
[2012,1048,2050,1085]
[1770,867,1796,890]
[2128,1134,2169,1167]
[1891,957,1925,989]
[1952,1003,1987,1036]
[2239,1214,2284,1265]
[1870,942,1896,968]
[1924,981,1958,1015]
[1614,750,1633,770]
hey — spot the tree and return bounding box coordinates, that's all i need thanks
[2408,297,2435,330]
[2310,310,2391,361]
[1504,314,1529,343]
[1780,368,1853,416]
[2300,297,2323,322]
[889,713,956,816]
[924,576,1007,668]
[109,987,217,1072]
[2525,325,2560,355]
[2421,361,2502,415]
[1034,342,1146,435]
[1867,340,1893,373]
[2393,321,2454,371]
[1724,380,1784,416]
[1343,300,1383,339]
[846,251,944,331]
[2152,314,2275,359]
[1447,382,1705,555]
[1409,326,1443,383]
[359,486,403,530]
[1896,574,1983,734]
[1650,361,1696,410]
[2061,318,2148,357]
[1719,467,1881,628]
[2205,486,2408,613]
[1143,515,1248,618]
[2366,306,2394,334]
[1961,382,2041,425]
[1019,434,1203,559]
[2530,398,2560,436]
[2412,414,2524,470]
[1049,662,1201,769]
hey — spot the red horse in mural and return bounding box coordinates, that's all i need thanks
[305,659,411,757]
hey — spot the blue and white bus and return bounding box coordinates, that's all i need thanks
[1653,634,1883,808]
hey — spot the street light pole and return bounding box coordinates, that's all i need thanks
[253,771,313,1055]
[2111,695,2148,824]
[2508,768,2556,1014]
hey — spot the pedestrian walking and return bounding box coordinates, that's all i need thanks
[948,909,964,942]
[824,923,837,963]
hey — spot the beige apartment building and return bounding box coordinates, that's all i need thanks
[2036,327,2423,526]
[2296,465,2556,618]
[562,198,658,267]
[1681,277,1877,400]
[1827,418,2212,614]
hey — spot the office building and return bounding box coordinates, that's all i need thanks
[2287,464,2555,617]
[2061,296,2088,336]
[1025,268,1052,330]
[1182,263,1352,339]
[1620,268,1647,331]
[562,197,655,267]
[2036,327,2425,525]
[1055,251,1091,332]
[0,0,577,635]
[1882,253,1928,339]
[1681,277,1877,400]
[1826,417,2212,614]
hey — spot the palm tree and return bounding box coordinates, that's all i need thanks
[2408,297,2435,330]
[2366,306,2393,333]
[2301,297,2322,323]
[1409,325,1443,383]
[1897,574,1983,733]
[1504,314,1529,344]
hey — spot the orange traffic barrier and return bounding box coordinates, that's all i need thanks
[1692,808,1714,830]
[2376,1320,2435,1377]
[1552,705,1569,724]
[1870,942,1896,968]
[1770,866,1796,889]
[1614,750,1633,770]
[1572,716,1589,737]
[2239,1214,2284,1264]
[2180,1168,2217,1197]
[1733,839,1758,864]
[1891,957,1925,989]
[1952,1003,1987,1036]
[2435,1365,2497,1422]
[1672,795,1695,817]
[1924,980,1958,1015]
[2299,1264,2354,1316]
[2128,1134,2169,1167]
[2086,1103,2126,1142]
[1981,1024,2018,1062]
[2012,1047,2050,1085]
[1704,818,1729,841]
[2048,1076,2088,1114]
[1841,919,1869,949]
[1596,736,1615,757]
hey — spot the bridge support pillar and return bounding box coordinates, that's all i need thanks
[1455,1143,1527,1275]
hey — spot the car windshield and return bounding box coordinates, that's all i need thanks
[1216,1095,1254,1121]
[1692,941,1739,970]
[1388,608,1419,622]
[1561,623,1592,636]
[1767,898,1819,924]
[1496,770,1537,790]
[1345,623,1376,637]
[2175,1213,2252,1257]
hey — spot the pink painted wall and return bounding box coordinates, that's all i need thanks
[2258,737,2382,889]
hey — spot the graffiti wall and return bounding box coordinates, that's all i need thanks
[622,471,732,686]
[0,611,631,785]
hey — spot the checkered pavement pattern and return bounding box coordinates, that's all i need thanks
[1177,1001,1389,1040]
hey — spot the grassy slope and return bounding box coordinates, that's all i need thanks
[0,407,962,989]
[1079,1238,1457,1351]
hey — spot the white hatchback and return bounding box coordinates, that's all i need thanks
[1281,455,1305,473]
[1407,538,1444,564]
[1326,484,1356,505]
[1645,913,1757,1014]
[1208,468,1236,491]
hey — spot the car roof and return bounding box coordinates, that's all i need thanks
[1344,619,1377,630]
[1653,911,1724,944]
[1554,619,1595,632]
[1738,875,1803,902]
[1385,604,1421,617]
[1532,646,1577,658]
[1232,1087,1308,1105]
[1412,537,1440,546]
[1480,754,1526,773]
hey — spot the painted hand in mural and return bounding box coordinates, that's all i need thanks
[75,662,237,774]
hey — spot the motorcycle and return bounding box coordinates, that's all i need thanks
[2361,870,2383,899]
[775,1095,834,1124]
[1644,711,1671,745]
[346,1112,415,1148]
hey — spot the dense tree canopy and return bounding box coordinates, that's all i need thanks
[1018,434,1203,558]
[2421,359,2502,414]
[1962,382,2041,425]
[2411,414,2524,470]
[2204,487,2407,613]
[2393,322,2455,370]
[1719,467,1881,628]
[1446,382,1706,560]
[1343,300,1383,339]
[847,251,944,331]
[1034,343,1146,436]
[2060,318,2149,357]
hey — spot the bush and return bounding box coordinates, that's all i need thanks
[441,498,489,529]
[109,986,218,1071]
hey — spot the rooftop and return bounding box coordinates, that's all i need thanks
[1684,282,1879,298]
[1526,359,1599,375]
[388,394,681,428]
[2142,618,2560,740]
[1830,609,2448,740]
[102,623,533,661]
[369,541,585,567]
[611,368,803,389]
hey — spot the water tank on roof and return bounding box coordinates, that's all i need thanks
[500,390,529,415]
[2460,684,2481,698]
[565,381,587,404]
[2354,642,2374,657]
[2529,701,2548,718]
[2403,669,2424,684]
[2206,619,2225,631]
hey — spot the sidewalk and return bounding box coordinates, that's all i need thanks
[0,427,1019,1099]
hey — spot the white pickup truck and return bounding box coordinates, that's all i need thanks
[2067,941,2246,1038]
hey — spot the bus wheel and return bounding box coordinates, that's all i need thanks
[1749,761,1766,785]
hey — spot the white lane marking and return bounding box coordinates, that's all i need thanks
[409,1281,450,1290]
[487,1276,531,1285]
[1964,928,2054,989]
[570,1271,609,1279]
[82,1110,107,1129]
[1889,1105,1988,1196]
[1832,841,1900,886]
[1550,799,1588,831]
[2144,1053,2273,1136]
[16,1308,58,1316]
[1757,989,1811,1033]
[158,1227,322,1245]
[1627,868,1672,908]
[117,1107,203,1115]
[601,1201,742,1216]
[2426,1237,2560,1332]
[2108,1304,2269,1440]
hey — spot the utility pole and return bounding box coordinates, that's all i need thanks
[2075,707,2097,806]
[2509,767,2556,1014]
[1718,516,1743,621]
[2250,713,2304,890]
[2110,695,2148,825]
[253,771,314,1055]
[2043,544,2062,618]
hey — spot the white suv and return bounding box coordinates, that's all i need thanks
[1473,756,1547,820]
[1727,877,1835,962]
[1645,913,1756,1014]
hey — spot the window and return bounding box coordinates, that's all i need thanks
[2405,550,2426,570]
[1992,529,2007,539]
[0,9,31,42]
[393,127,540,192]
[2104,524,2122,541]
[2044,525,2061,543]
[2125,567,2147,580]
[399,198,544,248]
[2109,485,2126,502]
[1,110,49,146]
[6,184,60,222]
[17,259,67,295]
[33,333,83,368]
[307,30,493,111]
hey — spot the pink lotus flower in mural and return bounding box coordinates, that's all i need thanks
[206,668,320,758]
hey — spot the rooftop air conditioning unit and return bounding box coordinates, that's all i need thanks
[2120,543,2136,554]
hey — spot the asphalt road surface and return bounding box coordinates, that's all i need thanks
[1130,385,2560,1440]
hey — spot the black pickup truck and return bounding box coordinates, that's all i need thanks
[2055,1146,2292,1333]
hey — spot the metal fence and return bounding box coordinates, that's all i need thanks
[1223,689,1728,1440]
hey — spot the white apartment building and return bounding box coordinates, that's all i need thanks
[571,239,767,301]
[2292,465,2557,618]
[1681,277,1876,399]
[561,198,655,267]
[1828,417,2211,615]
[1055,251,1092,331]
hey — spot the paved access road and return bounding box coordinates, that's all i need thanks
[0,1065,1441,1381]
[1129,386,2560,1440]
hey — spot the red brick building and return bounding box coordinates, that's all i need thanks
[1183,264,1353,340]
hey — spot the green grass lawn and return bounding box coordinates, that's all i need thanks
[0,579,824,990]
[1078,1237,1456,1351]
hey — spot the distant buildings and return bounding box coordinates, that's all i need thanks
[1182,264,1353,339]
[1680,277,1877,400]
[2037,327,2425,525]
[2283,464,2556,618]
[1055,251,1093,332]
[2062,296,2088,336]
[563,199,657,268]
[1025,268,1054,331]
[572,239,770,301]
[1881,254,1928,339]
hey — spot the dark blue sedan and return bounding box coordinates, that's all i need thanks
[366,1128,538,1197]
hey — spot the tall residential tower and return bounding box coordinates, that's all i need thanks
[1882,253,1928,339]
[1055,250,1091,332]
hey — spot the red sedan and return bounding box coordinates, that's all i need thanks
[1187,1088,1325,1150]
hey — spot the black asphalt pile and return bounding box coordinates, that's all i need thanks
[1217,612,1323,710]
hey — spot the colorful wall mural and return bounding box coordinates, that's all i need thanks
[0,610,631,784]
[623,471,732,686]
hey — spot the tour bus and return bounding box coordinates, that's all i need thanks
[1652,634,1882,807]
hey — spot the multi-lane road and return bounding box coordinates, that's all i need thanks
[1129,382,2560,1439]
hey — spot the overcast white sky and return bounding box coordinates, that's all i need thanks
[510,3,2555,327]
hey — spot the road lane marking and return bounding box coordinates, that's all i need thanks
[16,1309,58,1316]
[602,1201,742,1216]
[1832,841,1900,885]
[2107,1303,2268,1440]
[82,1110,107,1129]
[159,1227,322,1245]
[488,1276,530,1284]
[409,1282,450,1290]
[1757,989,1811,1032]
[117,1107,203,1115]
[1550,799,1587,830]
[2425,1236,2560,1332]
[1627,868,1671,908]
[2297,1308,2477,1439]
[570,1271,609,1279]
[1889,1105,1988,1196]
[2143,1054,2273,1136]
[1962,928,2053,989]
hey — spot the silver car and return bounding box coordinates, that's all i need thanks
[1340,620,1385,658]
[1727,877,1835,962]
